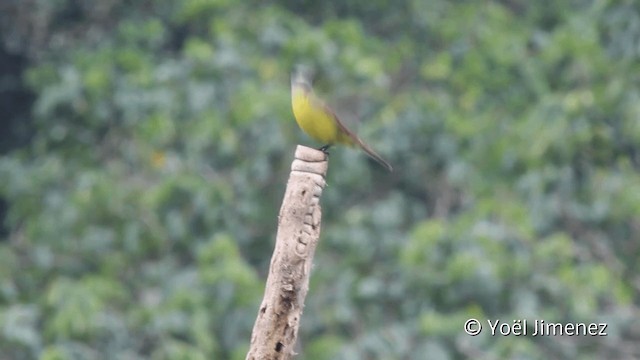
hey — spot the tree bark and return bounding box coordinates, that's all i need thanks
[246,145,328,360]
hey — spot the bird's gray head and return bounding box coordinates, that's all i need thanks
[291,64,314,92]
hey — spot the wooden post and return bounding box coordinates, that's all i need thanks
[246,145,328,360]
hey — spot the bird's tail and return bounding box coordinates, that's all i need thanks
[353,136,393,172]
[329,108,393,172]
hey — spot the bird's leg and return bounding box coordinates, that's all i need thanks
[319,144,332,154]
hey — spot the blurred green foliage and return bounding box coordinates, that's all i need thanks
[1,0,639,359]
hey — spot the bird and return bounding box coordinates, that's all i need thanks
[290,66,393,172]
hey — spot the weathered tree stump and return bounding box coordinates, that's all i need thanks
[246,145,328,360]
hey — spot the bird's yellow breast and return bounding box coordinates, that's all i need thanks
[291,89,341,145]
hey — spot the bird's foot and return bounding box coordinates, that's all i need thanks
[318,144,331,154]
